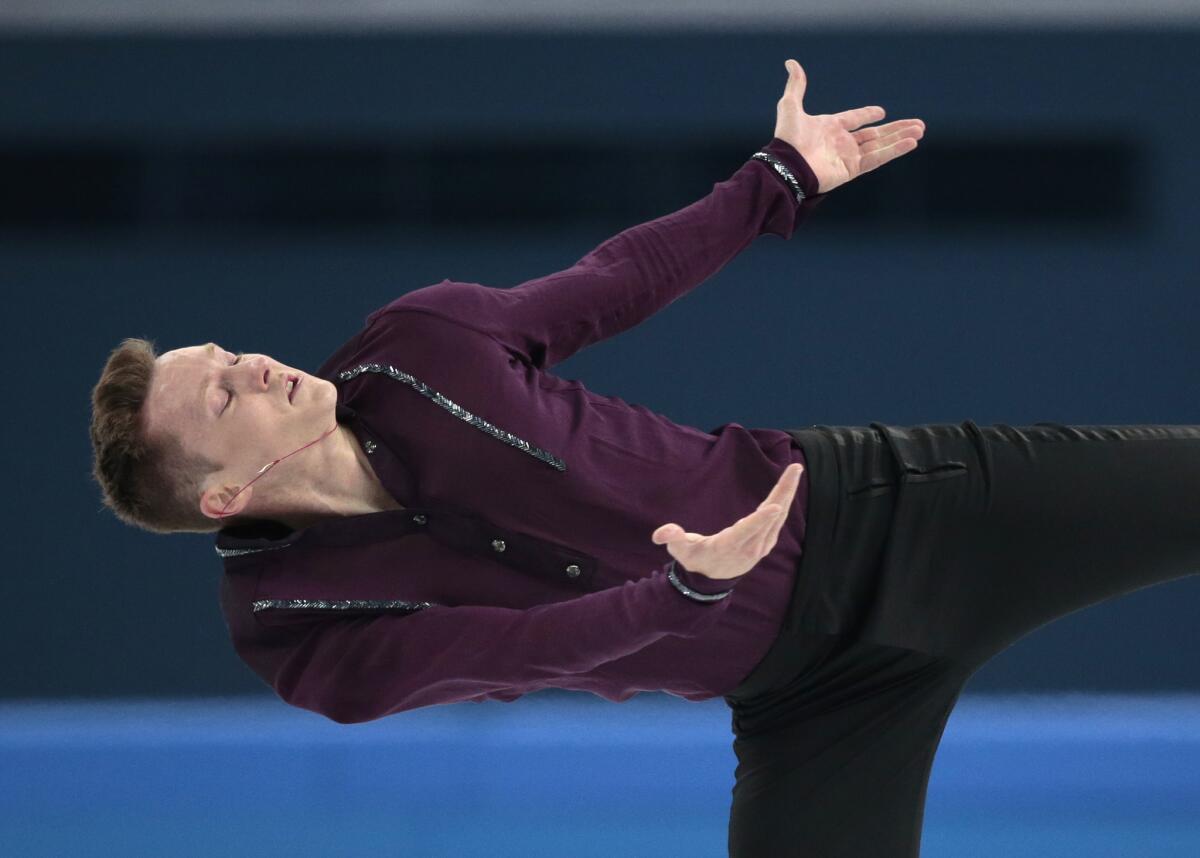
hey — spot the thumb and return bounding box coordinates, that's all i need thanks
[652,523,683,544]
[784,59,806,103]
[652,524,703,545]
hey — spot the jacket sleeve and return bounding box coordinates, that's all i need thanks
[369,138,826,369]
[263,560,744,724]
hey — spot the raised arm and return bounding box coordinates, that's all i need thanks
[376,136,819,370]
[379,59,923,370]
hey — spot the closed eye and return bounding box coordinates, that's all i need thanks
[221,353,243,414]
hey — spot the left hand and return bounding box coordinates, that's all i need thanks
[650,463,803,581]
[774,59,925,194]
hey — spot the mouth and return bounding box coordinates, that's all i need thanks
[286,374,300,403]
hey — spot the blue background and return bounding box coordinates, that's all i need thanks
[5,25,1198,700]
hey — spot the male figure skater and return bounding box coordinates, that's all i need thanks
[91,60,1198,856]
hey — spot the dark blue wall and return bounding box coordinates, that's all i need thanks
[5,27,1198,699]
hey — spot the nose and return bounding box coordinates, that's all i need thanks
[240,354,272,391]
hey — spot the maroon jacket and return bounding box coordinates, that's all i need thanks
[216,137,825,723]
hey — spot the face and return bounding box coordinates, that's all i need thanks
[143,343,335,519]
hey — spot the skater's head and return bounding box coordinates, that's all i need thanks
[90,338,337,535]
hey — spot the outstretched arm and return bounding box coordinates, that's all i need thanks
[379,59,925,369]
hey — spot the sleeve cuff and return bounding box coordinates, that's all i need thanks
[668,557,742,599]
[755,137,829,227]
[762,137,821,198]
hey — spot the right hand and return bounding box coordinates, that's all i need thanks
[650,463,804,581]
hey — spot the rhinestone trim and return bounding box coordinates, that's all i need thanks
[215,543,294,558]
[252,598,433,613]
[337,363,566,471]
[665,558,732,602]
[750,151,807,206]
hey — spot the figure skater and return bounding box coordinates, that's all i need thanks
[90,60,1195,856]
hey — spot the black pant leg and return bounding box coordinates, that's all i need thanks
[726,632,971,858]
[776,421,1200,668]
[880,421,1200,667]
[723,420,1200,858]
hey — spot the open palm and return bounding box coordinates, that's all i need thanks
[774,59,925,194]
[651,463,804,581]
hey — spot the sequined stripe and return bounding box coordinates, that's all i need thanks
[665,558,731,602]
[252,598,433,613]
[215,543,294,558]
[337,363,566,471]
[750,151,807,206]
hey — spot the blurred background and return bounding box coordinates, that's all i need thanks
[2,1,1199,855]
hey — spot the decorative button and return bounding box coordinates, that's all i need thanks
[412,514,427,525]
[565,564,581,578]
[364,440,377,454]
[491,539,506,552]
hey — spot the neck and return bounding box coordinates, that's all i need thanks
[259,423,401,531]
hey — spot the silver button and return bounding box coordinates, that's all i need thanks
[364,439,377,454]
[491,539,506,552]
[565,564,581,578]
[412,514,427,525]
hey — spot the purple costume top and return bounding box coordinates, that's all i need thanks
[215,137,825,723]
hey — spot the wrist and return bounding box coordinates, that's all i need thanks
[756,138,823,199]
[666,558,736,602]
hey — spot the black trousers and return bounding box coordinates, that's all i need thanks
[723,421,1200,857]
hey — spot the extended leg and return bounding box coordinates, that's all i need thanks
[857,421,1200,668]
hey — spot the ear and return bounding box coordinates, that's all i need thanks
[199,481,253,520]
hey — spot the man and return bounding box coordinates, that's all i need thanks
[93,59,950,854]
[90,56,924,716]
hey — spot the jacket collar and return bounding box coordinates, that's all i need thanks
[213,507,428,558]
[213,384,418,558]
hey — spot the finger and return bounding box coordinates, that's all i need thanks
[748,471,801,556]
[860,124,925,156]
[852,119,924,144]
[861,133,920,159]
[730,503,783,553]
[858,137,920,175]
[758,462,804,513]
[710,503,774,555]
[835,105,885,132]
[784,59,806,105]
[750,501,792,559]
